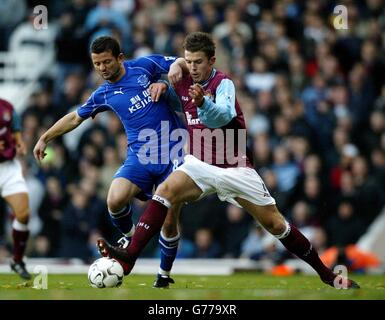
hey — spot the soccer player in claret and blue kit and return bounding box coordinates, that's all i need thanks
[0,98,32,279]
[97,32,360,289]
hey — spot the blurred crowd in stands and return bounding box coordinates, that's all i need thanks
[0,0,385,268]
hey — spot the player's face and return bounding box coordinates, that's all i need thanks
[91,51,124,82]
[185,50,215,83]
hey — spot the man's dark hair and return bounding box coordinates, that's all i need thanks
[183,32,216,59]
[91,36,121,58]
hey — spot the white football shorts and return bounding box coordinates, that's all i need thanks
[0,159,28,197]
[176,155,276,207]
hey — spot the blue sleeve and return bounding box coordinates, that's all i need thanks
[11,110,22,132]
[76,88,110,119]
[134,55,177,80]
[158,80,183,112]
[197,78,237,128]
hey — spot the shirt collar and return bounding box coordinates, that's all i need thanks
[199,68,216,87]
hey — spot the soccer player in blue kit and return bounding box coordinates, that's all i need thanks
[34,36,186,287]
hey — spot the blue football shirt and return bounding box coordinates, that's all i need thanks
[77,55,184,163]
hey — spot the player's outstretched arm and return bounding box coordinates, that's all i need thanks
[33,111,85,162]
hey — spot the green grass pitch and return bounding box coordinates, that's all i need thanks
[0,273,384,300]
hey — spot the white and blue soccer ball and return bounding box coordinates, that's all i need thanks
[88,257,124,288]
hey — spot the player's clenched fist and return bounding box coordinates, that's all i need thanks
[188,84,204,107]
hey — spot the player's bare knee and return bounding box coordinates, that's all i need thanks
[263,207,286,234]
[15,208,30,224]
[107,195,127,213]
[262,214,286,235]
[155,183,176,204]
[258,213,286,235]
[269,219,287,235]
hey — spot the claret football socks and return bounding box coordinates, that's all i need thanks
[98,198,170,275]
[279,223,360,289]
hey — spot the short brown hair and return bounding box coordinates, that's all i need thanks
[183,32,216,59]
[91,36,121,58]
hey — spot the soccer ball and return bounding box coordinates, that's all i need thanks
[88,257,124,288]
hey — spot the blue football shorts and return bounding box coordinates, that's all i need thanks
[114,151,182,201]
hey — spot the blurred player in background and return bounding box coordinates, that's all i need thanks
[0,98,31,280]
[34,36,187,287]
[98,32,360,289]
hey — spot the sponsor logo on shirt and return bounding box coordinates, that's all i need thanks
[128,90,153,113]
[185,111,201,125]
